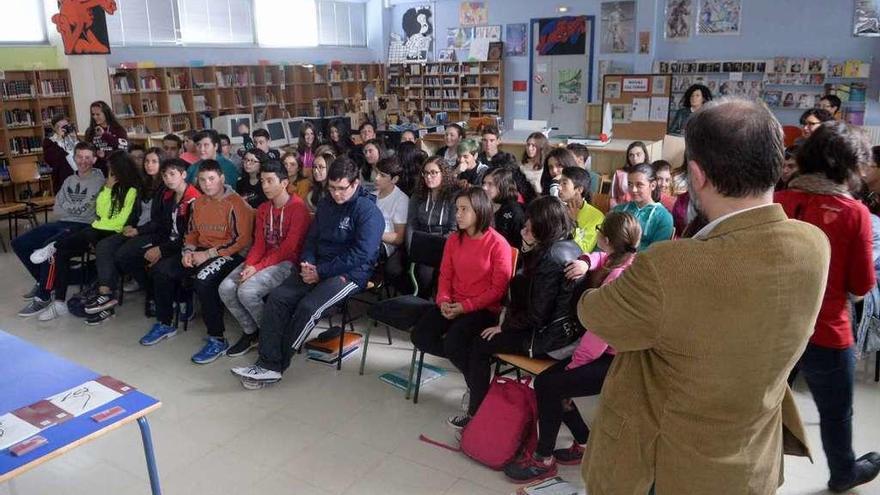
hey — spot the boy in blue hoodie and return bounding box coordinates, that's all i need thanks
[231,155,384,388]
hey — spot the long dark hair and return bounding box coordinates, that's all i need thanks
[524,196,573,273]
[142,147,164,197]
[328,119,354,155]
[106,151,142,218]
[485,167,518,204]
[492,152,537,204]
[522,132,548,170]
[396,140,427,195]
[797,121,871,186]
[628,162,661,203]
[84,100,123,142]
[455,186,493,240]
[298,122,318,155]
[540,147,579,195]
[413,156,457,202]
[590,211,641,285]
[625,141,650,168]
[680,84,713,109]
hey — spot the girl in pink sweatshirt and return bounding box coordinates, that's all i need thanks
[504,211,642,483]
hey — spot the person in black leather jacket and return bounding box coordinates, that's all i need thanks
[462,196,583,415]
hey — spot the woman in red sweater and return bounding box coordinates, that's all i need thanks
[776,122,880,493]
[411,186,512,429]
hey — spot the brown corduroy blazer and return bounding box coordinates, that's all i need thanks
[578,204,830,494]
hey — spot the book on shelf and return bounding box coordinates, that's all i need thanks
[140,75,161,91]
[40,79,69,96]
[4,109,36,127]
[141,98,160,114]
[2,80,36,99]
[169,93,187,113]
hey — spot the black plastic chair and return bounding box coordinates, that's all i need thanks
[360,231,446,403]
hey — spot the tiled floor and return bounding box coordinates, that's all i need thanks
[1,248,880,494]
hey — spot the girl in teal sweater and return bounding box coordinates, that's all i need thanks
[36,151,141,321]
[610,163,674,251]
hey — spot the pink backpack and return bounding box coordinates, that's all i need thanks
[421,375,538,470]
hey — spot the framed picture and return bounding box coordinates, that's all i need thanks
[438,48,457,62]
[854,0,880,36]
[487,42,504,61]
[696,0,742,35]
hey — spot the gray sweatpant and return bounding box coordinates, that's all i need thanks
[218,261,293,335]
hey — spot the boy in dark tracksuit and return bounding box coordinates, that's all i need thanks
[232,156,384,389]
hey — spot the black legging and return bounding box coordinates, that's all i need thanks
[465,328,532,415]
[50,227,115,301]
[533,354,614,457]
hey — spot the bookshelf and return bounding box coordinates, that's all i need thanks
[108,63,386,135]
[0,69,75,170]
[388,61,504,121]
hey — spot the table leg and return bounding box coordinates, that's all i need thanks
[137,417,162,495]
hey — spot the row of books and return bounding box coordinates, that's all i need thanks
[482,88,499,99]
[140,75,162,91]
[2,81,36,99]
[825,82,868,103]
[4,109,36,127]
[9,136,43,155]
[41,105,68,123]
[40,79,70,97]
[654,58,871,78]
[214,71,250,88]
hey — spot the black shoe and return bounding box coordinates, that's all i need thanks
[85,308,115,326]
[227,332,259,357]
[829,452,880,493]
[84,294,118,315]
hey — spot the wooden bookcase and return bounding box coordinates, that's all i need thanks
[388,61,504,122]
[108,63,386,135]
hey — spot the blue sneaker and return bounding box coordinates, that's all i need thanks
[192,337,228,364]
[140,323,177,346]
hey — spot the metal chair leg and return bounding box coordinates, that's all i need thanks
[405,346,418,400]
[413,351,426,404]
[358,320,373,376]
[337,303,347,371]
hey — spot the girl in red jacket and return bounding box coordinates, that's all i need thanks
[411,186,513,430]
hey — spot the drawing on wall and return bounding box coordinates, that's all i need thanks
[600,1,637,54]
[854,0,880,36]
[664,0,693,40]
[558,69,583,104]
[446,27,474,49]
[460,2,488,27]
[696,0,741,35]
[505,23,528,56]
[388,4,435,63]
[604,81,621,99]
[537,16,587,55]
[474,25,501,41]
[52,0,116,55]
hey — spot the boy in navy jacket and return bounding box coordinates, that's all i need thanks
[232,156,384,388]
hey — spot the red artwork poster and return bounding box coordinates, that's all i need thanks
[537,16,587,56]
[51,0,117,55]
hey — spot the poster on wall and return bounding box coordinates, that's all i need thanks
[460,2,488,27]
[854,0,880,37]
[51,0,116,54]
[558,69,583,104]
[600,1,637,54]
[664,0,693,40]
[537,16,587,55]
[388,4,435,63]
[696,0,742,35]
[505,23,528,56]
[446,27,474,49]
[474,25,502,41]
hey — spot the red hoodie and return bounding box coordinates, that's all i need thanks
[436,227,512,314]
[245,194,312,271]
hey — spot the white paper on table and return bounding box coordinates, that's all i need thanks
[729,72,743,81]
[0,413,41,450]
[631,98,651,121]
[48,381,122,417]
[649,96,670,122]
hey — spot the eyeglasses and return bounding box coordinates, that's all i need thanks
[327,182,354,193]
[422,170,441,177]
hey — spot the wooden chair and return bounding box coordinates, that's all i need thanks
[10,162,54,224]
[493,353,557,378]
[0,201,28,252]
[591,192,611,214]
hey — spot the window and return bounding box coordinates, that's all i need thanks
[0,0,46,43]
[178,0,254,45]
[317,0,366,47]
[106,0,178,46]
[254,0,318,47]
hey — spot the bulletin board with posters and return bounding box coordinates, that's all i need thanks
[601,73,672,141]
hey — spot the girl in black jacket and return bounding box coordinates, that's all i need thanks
[482,167,525,249]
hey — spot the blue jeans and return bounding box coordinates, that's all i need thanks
[800,343,857,484]
[11,221,87,299]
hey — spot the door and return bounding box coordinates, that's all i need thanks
[529,16,594,136]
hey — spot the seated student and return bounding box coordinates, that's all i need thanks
[85,147,164,322]
[505,211,641,482]
[541,148,579,198]
[219,133,242,170]
[252,128,280,161]
[437,123,464,168]
[410,187,513,429]
[162,133,182,160]
[558,167,604,253]
[236,148,269,208]
[611,163,674,250]
[140,159,254,363]
[44,114,79,195]
[282,150,311,201]
[777,145,800,191]
[651,160,676,211]
[465,197,582,423]
[374,156,409,287]
[219,161,311,357]
[128,144,146,169]
[407,156,460,294]
[307,150,335,213]
[328,118,354,156]
[297,122,319,175]
[179,130,199,164]
[396,140,427,196]
[15,142,105,317]
[230,156,384,388]
[360,138,386,192]
[130,158,200,329]
[491,152,538,205]
[566,143,601,196]
[185,129,240,186]
[457,137,489,187]
[521,132,549,194]
[477,125,501,166]
[36,151,141,322]
[350,121,376,173]
[818,94,842,121]
[482,167,525,249]
[610,141,649,207]
[400,129,417,144]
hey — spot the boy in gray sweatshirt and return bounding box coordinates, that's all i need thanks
[15,142,105,317]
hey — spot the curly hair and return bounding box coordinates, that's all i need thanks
[413,156,457,202]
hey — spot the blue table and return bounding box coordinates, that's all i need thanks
[0,331,162,494]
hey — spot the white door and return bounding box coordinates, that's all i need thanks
[530,17,593,136]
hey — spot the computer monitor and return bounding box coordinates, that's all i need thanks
[261,119,289,148]
[286,117,306,145]
[212,113,252,144]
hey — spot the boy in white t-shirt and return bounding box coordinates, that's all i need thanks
[374,156,409,288]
